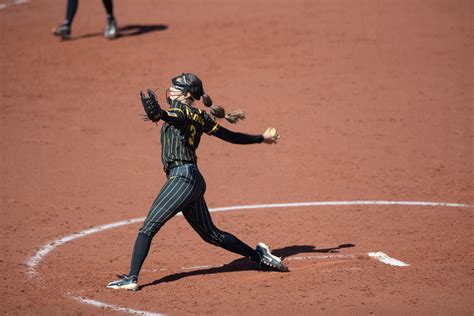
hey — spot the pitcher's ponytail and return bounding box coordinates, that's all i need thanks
[201,93,245,124]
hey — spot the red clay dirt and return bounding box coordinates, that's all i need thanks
[1,0,473,315]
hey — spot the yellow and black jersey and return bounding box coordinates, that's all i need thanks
[160,99,263,171]
[160,99,218,170]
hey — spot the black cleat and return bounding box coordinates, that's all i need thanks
[256,243,289,272]
[52,24,71,40]
[106,274,139,291]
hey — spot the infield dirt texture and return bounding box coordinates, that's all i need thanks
[1,0,472,315]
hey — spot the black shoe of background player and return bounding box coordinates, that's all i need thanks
[52,24,71,40]
[104,18,117,39]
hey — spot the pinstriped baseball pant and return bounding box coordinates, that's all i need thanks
[128,164,259,277]
[139,164,225,245]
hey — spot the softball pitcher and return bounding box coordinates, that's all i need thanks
[107,73,287,291]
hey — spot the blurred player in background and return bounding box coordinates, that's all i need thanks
[52,0,117,40]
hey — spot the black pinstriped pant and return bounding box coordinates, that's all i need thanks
[139,164,225,246]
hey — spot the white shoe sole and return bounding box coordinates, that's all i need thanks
[104,32,117,39]
[106,283,139,291]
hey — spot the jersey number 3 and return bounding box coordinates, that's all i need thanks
[188,125,197,145]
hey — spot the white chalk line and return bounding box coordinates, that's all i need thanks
[25,200,468,315]
[287,253,357,261]
[27,218,145,276]
[210,201,469,212]
[0,0,30,9]
[73,297,163,316]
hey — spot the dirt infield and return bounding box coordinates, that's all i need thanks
[1,0,472,314]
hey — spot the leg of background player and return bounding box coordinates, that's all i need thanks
[64,0,78,28]
[102,0,117,39]
[102,0,114,20]
[53,0,78,39]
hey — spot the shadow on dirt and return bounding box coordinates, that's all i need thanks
[140,243,355,290]
[273,243,355,259]
[70,24,168,41]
